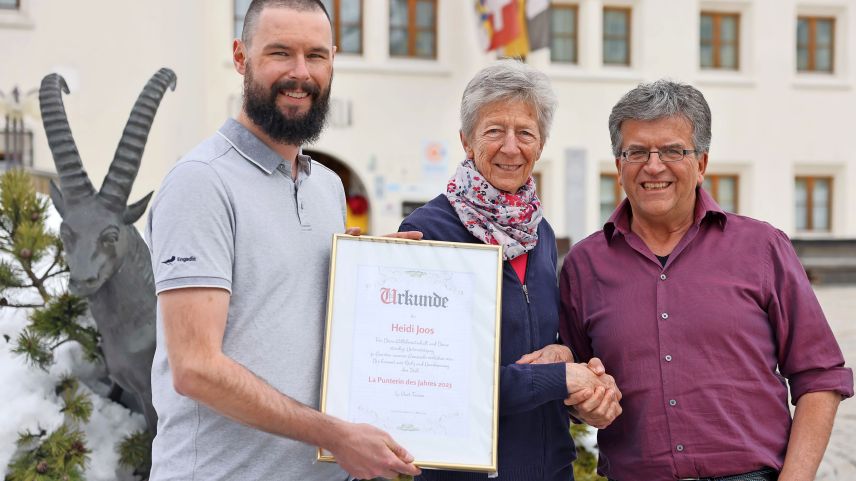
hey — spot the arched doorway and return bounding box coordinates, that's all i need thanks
[304,150,371,234]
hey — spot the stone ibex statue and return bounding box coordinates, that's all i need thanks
[39,68,177,434]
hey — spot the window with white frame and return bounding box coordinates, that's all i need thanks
[321,0,363,54]
[603,7,631,65]
[550,3,578,64]
[702,174,738,213]
[795,176,832,232]
[389,0,437,59]
[700,12,739,70]
[234,0,252,39]
[599,173,624,225]
[797,16,834,73]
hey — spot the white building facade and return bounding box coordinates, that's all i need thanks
[2,0,855,243]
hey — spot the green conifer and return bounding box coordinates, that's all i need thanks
[117,430,153,479]
[1,170,147,480]
[6,425,89,481]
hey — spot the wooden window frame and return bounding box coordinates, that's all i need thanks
[700,12,740,70]
[328,0,364,55]
[796,176,833,232]
[532,172,543,198]
[234,0,248,39]
[390,0,438,59]
[603,6,631,66]
[0,129,34,167]
[550,3,579,64]
[604,173,622,208]
[704,174,739,212]
[0,0,19,9]
[797,16,835,73]
[599,173,623,224]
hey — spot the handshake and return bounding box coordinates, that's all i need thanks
[517,345,622,429]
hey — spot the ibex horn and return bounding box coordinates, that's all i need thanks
[98,68,177,211]
[39,74,97,203]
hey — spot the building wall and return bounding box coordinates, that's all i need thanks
[1,0,226,209]
[2,0,854,241]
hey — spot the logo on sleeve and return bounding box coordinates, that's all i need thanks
[162,255,196,265]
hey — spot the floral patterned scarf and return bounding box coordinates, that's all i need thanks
[445,159,542,260]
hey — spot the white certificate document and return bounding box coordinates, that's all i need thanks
[319,235,502,472]
[350,265,473,437]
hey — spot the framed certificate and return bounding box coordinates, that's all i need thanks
[318,234,503,473]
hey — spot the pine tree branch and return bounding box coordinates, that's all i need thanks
[42,267,70,281]
[38,256,61,284]
[49,338,71,351]
[20,261,50,303]
[3,302,44,308]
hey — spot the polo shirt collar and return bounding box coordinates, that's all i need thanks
[217,118,312,176]
[603,186,728,242]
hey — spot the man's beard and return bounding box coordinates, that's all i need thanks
[242,65,331,145]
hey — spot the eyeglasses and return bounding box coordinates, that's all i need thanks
[620,148,698,164]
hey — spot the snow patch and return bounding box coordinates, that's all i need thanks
[1,202,145,479]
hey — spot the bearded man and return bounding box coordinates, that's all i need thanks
[145,1,421,480]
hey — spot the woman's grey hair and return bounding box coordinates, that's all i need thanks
[460,59,557,142]
[608,79,712,157]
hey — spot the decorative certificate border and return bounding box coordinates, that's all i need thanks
[318,234,502,473]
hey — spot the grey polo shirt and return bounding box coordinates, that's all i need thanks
[146,119,347,481]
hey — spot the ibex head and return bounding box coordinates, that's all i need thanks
[39,69,176,296]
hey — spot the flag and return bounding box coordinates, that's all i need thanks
[526,0,550,52]
[475,1,494,51]
[476,0,521,52]
[501,0,530,58]
[476,0,551,57]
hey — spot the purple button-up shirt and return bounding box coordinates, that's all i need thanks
[559,188,853,481]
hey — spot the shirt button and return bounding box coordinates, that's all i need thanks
[665,355,672,362]
[661,313,669,320]
[660,274,667,280]
[669,399,677,406]
[676,444,684,452]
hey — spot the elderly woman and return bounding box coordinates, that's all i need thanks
[399,60,608,481]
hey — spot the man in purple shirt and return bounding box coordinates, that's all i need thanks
[559,80,853,481]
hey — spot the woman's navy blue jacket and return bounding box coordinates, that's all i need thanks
[399,194,575,481]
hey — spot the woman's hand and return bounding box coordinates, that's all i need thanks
[565,385,623,429]
[345,227,423,240]
[564,357,623,429]
[516,344,574,364]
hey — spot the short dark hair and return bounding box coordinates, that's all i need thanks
[241,0,330,46]
[608,79,712,157]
